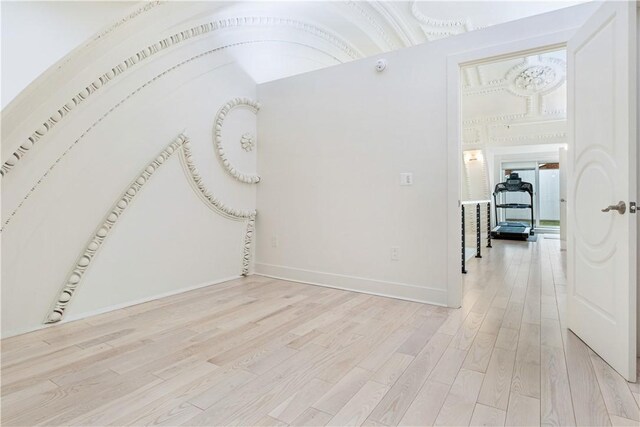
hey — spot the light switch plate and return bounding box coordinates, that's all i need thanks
[400,173,413,186]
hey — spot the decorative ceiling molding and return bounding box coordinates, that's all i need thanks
[491,132,566,144]
[505,57,566,97]
[1,17,359,178]
[410,0,468,40]
[214,98,261,184]
[46,133,257,324]
[346,1,398,50]
[93,1,164,42]
[220,16,363,60]
[462,113,528,127]
[370,1,419,46]
[1,40,321,232]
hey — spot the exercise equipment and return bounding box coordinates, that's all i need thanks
[491,173,535,240]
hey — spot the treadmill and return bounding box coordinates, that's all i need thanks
[491,173,535,240]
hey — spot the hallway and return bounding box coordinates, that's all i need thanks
[1,238,638,426]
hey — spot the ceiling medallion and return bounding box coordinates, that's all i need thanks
[515,65,556,93]
[505,57,565,97]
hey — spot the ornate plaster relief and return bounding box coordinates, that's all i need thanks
[1,17,359,178]
[505,57,566,97]
[3,41,274,232]
[213,98,261,184]
[46,133,257,324]
[240,133,255,152]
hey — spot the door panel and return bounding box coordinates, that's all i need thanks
[567,0,637,381]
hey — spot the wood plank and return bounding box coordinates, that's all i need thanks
[541,345,575,425]
[589,350,640,421]
[270,378,333,424]
[463,332,498,373]
[327,381,390,427]
[292,407,334,427]
[469,403,506,427]
[314,366,373,415]
[477,348,516,410]
[371,352,414,386]
[434,369,484,426]
[368,333,451,426]
[494,328,519,351]
[505,392,540,426]
[428,347,468,386]
[398,380,450,427]
[564,331,612,426]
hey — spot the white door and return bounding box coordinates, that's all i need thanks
[567,0,637,381]
[559,148,567,250]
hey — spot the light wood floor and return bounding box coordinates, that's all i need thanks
[1,237,639,426]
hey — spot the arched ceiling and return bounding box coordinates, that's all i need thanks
[2,1,586,107]
[1,0,587,168]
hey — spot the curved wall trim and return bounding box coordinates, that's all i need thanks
[346,1,398,50]
[410,0,468,40]
[1,16,359,178]
[46,133,257,324]
[93,1,163,41]
[410,0,467,29]
[368,2,416,47]
[180,139,256,219]
[3,40,294,232]
[214,98,261,184]
[46,134,187,324]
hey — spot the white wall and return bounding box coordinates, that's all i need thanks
[256,3,599,307]
[0,1,135,108]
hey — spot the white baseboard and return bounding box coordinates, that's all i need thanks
[254,263,448,307]
[2,275,241,339]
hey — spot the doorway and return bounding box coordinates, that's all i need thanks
[448,0,637,381]
[458,48,567,259]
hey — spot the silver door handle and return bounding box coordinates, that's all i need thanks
[601,201,626,214]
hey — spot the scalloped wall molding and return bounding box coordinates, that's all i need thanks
[179,140,256,277]
[1,16,360,178]
[179,140,256,219]
[214,98,261,184]
[46,133,257,324]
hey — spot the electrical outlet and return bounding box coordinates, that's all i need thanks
[391,246,400,261]
[271,235,279,248]
[400,173,413,186]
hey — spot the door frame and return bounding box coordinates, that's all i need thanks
[446,30,576,308]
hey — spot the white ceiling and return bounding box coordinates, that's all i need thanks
[1,0,587,109]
